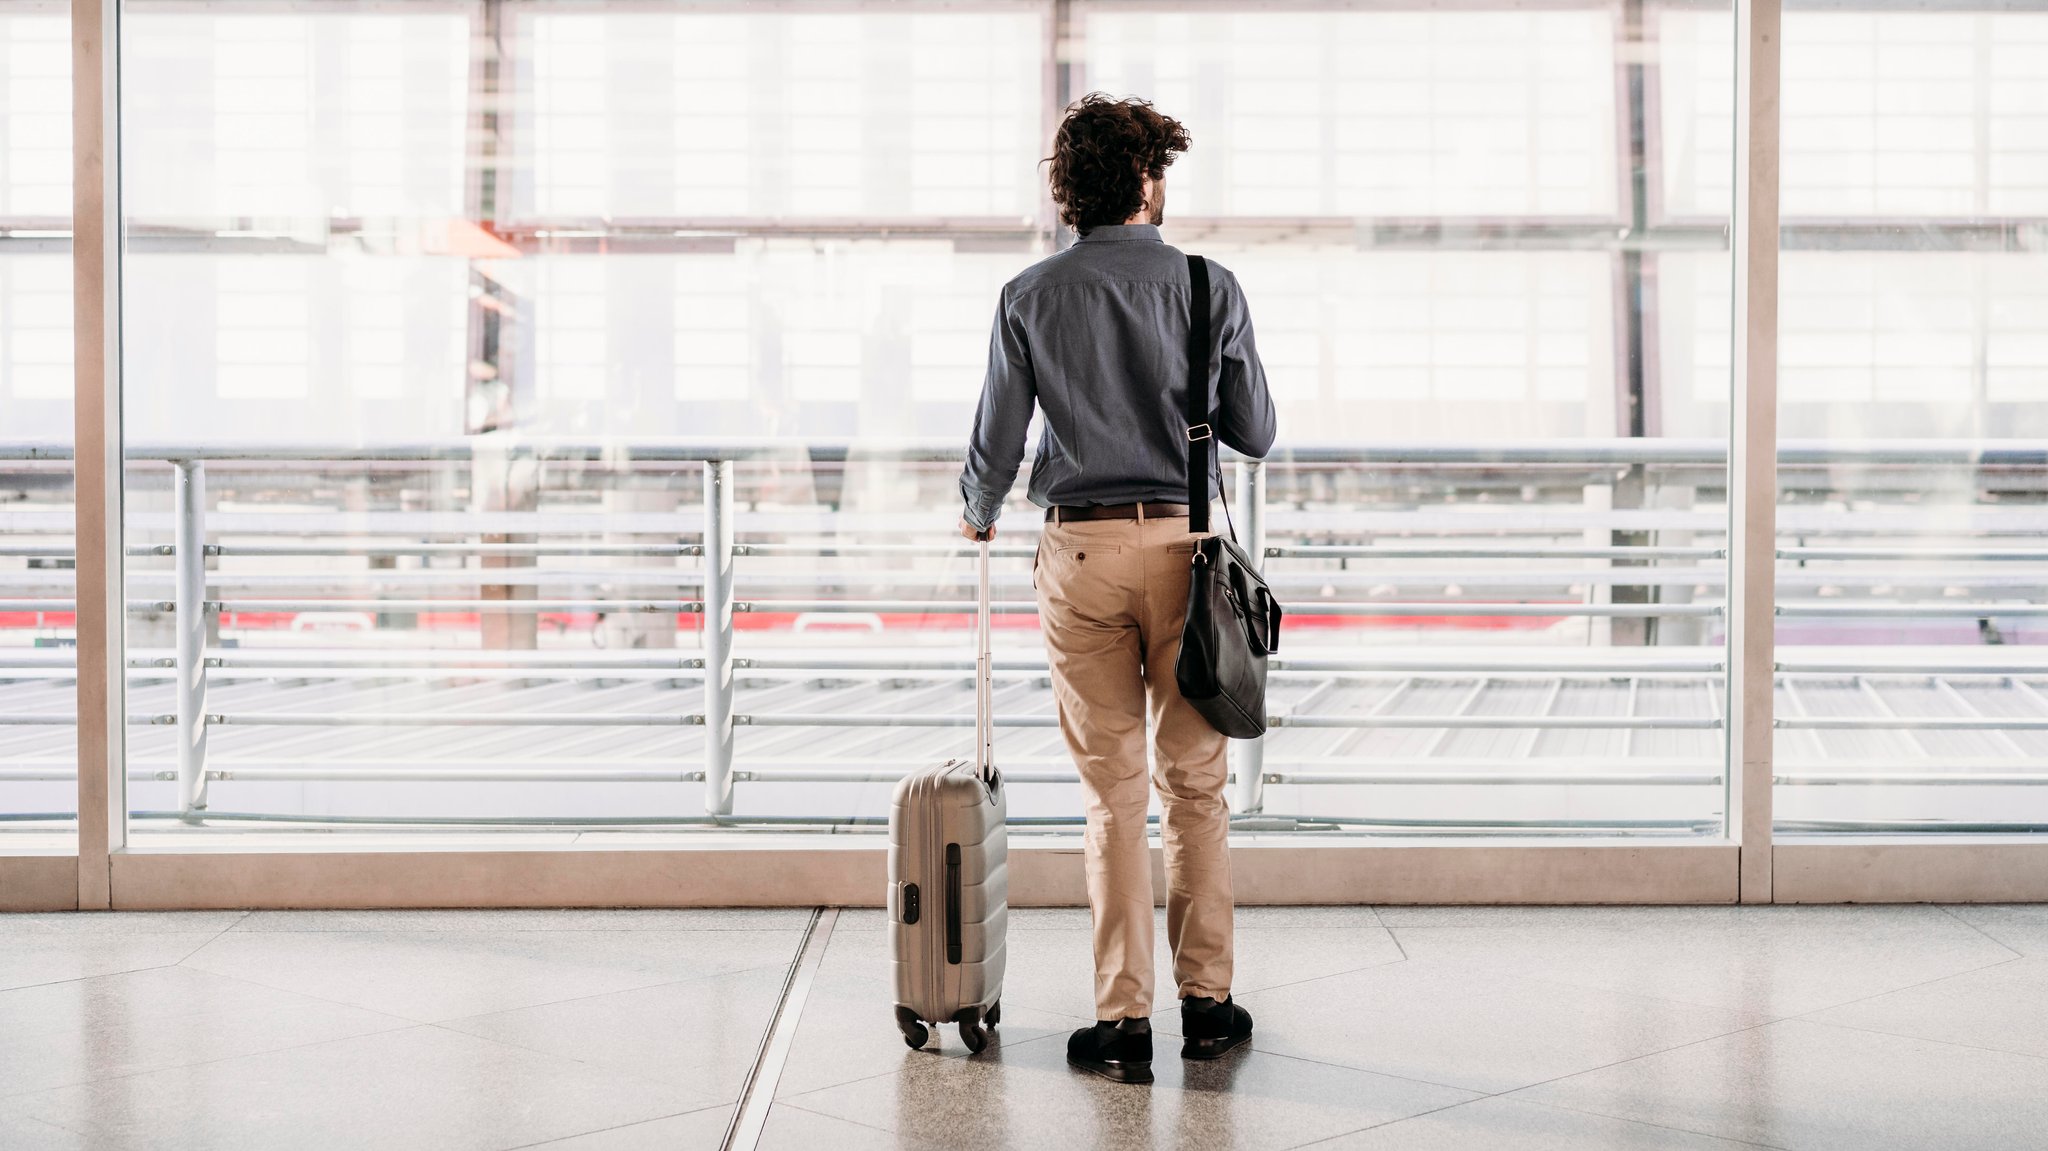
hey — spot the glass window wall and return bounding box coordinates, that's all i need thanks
[98,0,1736,842]
[1774,8,2048,834]
[0,3,75,848]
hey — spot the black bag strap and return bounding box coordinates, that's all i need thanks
[1185,253,1212,534]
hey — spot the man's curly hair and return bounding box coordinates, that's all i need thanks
[1047,94,1191,235]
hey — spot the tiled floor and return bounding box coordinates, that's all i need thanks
[3,905,2048,1149]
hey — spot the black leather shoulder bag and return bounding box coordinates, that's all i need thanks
[1174,252,1282,739]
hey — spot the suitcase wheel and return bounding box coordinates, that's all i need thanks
[954,1007,990,1055]
[894,1006,929,1050]
[986,1000,1001,1029]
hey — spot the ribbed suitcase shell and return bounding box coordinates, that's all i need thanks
[888,759,1007,1029]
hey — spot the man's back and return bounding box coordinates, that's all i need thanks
[958,222,1277,530]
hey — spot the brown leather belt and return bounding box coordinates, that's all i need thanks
[1045,501,1189,524]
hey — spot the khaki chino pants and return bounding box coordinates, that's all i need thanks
[1034,508,1234,1020]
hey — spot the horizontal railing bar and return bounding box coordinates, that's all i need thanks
[1261,771,1721,785]
[198,713,706,727]
[1777,773,2048,785]
[1775,663,2048,676]
[1,600,178,612]
[100,575,708,592]
[1270,656,1727,673]
[0,810,1710,834]
[1776,602,2048,617]
[1779,717,2048,730]
[1283,603,1722,617]
[0,766,718,783]
[1780,547,2048,561]
[212,599,702,613]
[738,713,1059,728]
[1269,715,1721,729]
[717,656,1729,678]
[66,570,1755,593]
[201,651,707,670]
[213,543,703,557]
[735,600,1039,615]
[735,543,1040,559]
[51,714,2048,734]
[1776,821,2048,834]
[729,600,1723,618]
[5,436,2046,466]
[149,667,710,684]
[731,769,1079,783]
[0,655,707,673]
[1273,545,1726,560]
[0,756,1742,784]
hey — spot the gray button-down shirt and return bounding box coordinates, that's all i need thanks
[958,224,1277,530]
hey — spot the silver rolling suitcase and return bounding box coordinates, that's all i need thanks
[889,532,1008,1053]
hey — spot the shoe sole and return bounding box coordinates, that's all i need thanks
[1181,1033,1252,1061]
[1068,1057,1155,1084]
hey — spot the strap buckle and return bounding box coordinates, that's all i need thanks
[1185,423,1213,442]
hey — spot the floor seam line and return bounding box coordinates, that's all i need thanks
[1281,1096,1481,1150]
[1504,1094,1798,1149]
[1375,910,1411,962]
[1238,955,1409,998]
[1936,904,2027,960]
[1789,1013,2048,1065]
[779,1099,946,1148]
[1502,1095,1799,1150]
[1190,1043,1487,1097]
[1780,953,2030,1022]
[493,1101,732,1151]
[723,906,833,1151]
[1495,1017,1779,1101]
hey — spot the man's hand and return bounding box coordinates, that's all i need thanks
[959,517,994,541]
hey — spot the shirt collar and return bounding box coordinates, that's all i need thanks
[1076,223,1162,243]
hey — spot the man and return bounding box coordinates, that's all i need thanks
[957,93,1278,1085]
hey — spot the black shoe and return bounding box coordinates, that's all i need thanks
[1067,1018,1154,1084]
[1180,995,1253,1060]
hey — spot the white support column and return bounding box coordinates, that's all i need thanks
[1730,0,1781,903]
[1231,460,1268,814]
[72,0,125,906]
[174,461,209,814]
[703,461,736,816]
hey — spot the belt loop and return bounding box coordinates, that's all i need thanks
[1137,502,1146,524]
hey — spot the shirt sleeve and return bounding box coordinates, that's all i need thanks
[958,287,1037,531]
[1211,264,1279,459]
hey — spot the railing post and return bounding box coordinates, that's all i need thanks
[703,459,736,816]
[1231,458,1267,814]
[174,459,209,814]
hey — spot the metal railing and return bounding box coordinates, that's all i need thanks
[4,438,2047,831]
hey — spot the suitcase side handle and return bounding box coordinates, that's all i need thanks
[945,842,962,965]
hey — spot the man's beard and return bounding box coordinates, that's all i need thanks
[1149,183,1166,225]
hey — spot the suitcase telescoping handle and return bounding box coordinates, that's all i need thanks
[972,529,994,782]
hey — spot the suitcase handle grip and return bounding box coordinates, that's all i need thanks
[945,843,962,965]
